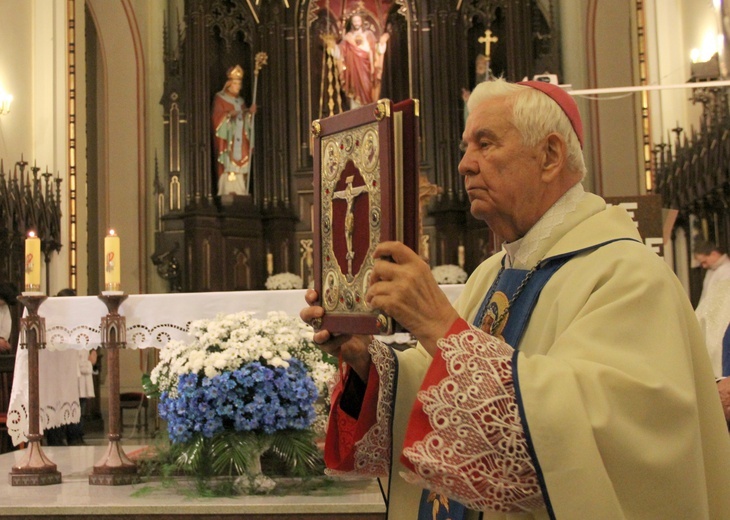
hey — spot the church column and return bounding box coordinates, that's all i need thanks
[258,2,292,211]
[500,0,533,80]
[258,2,297,278]
[422,0,470,267]
[186,0,214,208]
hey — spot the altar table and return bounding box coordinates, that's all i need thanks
[0,445,386,519]
[8,287,464,446]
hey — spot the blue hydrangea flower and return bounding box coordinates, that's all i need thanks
[160,357,319,443]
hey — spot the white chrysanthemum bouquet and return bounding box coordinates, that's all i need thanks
[265,273,304,290]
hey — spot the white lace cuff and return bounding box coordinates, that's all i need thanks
[401,327,544,513]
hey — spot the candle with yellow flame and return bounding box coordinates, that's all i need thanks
[104,229,121,292]
[24,231,41,293]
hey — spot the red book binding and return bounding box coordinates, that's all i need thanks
[312,99,420,335]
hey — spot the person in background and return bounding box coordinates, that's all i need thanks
[694,275,730,379]
[0,282,18,353]
[302,78,730,519]
[693,242,730,398]
[693,240,730,305]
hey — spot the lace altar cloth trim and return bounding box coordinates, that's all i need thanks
[46,322,189,350]
[34,290,326,350]
[326,339,395,478]
[8,349,83,446]
[401,327,544,513]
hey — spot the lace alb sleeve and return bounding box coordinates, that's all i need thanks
[401,327,544,513]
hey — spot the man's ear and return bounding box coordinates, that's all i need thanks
[540,133,567,182]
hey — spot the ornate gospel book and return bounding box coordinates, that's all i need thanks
[311,99,419,335]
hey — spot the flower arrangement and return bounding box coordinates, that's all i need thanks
[144,311,337,493]
[265,272,304,290]
[431,264,468,284]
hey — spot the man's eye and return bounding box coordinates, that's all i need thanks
[479,141,490,149]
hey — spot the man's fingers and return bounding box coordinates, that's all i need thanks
[312,332,359,359]
[312,330,331,345]
[299,289,324,331]
[300,304,322,322]
[304,289,319,305]
[373,241,404,262]
[373,241,422,265]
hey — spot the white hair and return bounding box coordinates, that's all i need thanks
[467,79,587,177]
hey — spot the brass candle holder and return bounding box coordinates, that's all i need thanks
[89,293,139,485]
[10,294,62,486]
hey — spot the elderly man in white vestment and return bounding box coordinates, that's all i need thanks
[302,79,730,519]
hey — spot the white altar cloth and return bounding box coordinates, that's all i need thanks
[8,286,464,446]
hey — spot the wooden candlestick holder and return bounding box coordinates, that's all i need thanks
[89,293,139,485]
[10,294,62,486]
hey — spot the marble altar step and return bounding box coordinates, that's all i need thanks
[0,445,386,519]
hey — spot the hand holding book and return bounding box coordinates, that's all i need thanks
[300,289,372,382]
[366,241,460,355]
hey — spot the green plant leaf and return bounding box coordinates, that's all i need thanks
[176,434,210,476]
[141,373,160,399]
[209,431,260,476]
[268,430,323,476]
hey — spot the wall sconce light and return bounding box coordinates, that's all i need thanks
[0,88,12,115]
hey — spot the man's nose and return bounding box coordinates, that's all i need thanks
[458,151,476,177]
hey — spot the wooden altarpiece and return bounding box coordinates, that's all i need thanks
[152,0,562,293]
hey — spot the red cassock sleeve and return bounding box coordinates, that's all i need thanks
[322,319,469,473]
[324,362,381,471]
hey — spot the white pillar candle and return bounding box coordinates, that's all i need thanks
[24,231,41,293]
[104,229,121,292]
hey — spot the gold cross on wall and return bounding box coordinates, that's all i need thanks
[478,29,499,60]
